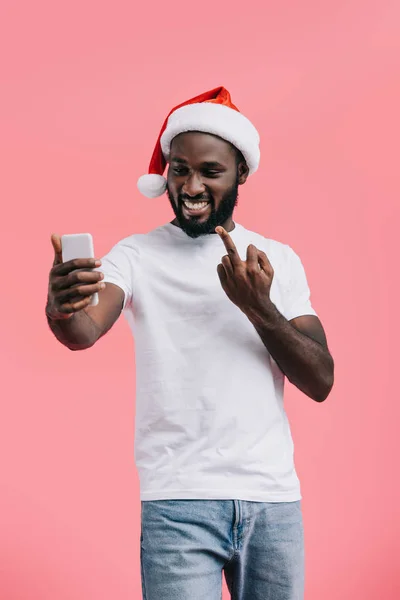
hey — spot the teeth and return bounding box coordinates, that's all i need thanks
[184,201,209,209]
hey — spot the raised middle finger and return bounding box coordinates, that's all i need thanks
[216,227,242,268]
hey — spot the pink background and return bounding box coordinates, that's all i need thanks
[1,0,399,597]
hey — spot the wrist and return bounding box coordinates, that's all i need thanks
[245,299,279,327]
[45,303,74,322]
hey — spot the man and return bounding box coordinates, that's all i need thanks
[46,86,334,600]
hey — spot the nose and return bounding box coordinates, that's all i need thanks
[182,172,205,197]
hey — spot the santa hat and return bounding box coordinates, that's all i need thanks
[137,86,260,198]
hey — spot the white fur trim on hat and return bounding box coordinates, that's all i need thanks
[137,174,167,198]
[160,102,260,174]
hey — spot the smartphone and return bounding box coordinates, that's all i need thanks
[61,233,99,306]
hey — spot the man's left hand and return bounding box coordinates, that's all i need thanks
[216,226,275,317]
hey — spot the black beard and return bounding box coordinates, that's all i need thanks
[166,172,240,239]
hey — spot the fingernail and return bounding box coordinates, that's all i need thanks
[95,260,101,266]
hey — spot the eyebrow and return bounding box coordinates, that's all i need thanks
[170,158,225,168]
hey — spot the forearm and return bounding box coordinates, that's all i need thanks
[246,303,334,402]
[45,306,102,350]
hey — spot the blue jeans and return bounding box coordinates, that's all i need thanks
[140,499,304,599]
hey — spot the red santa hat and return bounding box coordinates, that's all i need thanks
[137,86,260,198]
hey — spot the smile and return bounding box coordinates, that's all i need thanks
[182,201,211,217]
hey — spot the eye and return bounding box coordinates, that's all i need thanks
[202,170,221,177]
[172,167,187,175]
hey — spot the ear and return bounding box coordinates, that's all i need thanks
[238,161,250,185]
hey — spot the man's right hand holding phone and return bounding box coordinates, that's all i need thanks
[46,234,105,321]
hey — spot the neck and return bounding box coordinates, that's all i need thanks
[170,217,235,233]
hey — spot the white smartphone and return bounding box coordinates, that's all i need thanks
[61,233,99,306]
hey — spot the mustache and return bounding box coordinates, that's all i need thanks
[179,193,211,202]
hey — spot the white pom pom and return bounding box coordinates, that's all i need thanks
[137,174,167,198]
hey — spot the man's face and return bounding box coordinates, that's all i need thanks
[166,132,248,239]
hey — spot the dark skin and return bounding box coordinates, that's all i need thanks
[167,131,249,236]
[168,131,334,402]
[46,130,334,403]
[46,235,125,349]
[215,226,334,402]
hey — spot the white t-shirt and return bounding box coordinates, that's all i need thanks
[100,222,318,502]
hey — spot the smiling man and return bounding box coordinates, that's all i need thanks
[46,86,334,600]
[166,131,246,238]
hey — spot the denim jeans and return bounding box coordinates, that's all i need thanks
[140,499,304,599]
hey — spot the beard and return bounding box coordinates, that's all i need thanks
[166,172,240,239]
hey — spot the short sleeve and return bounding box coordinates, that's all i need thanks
[96,238,140,310]
[282,246,318,321]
